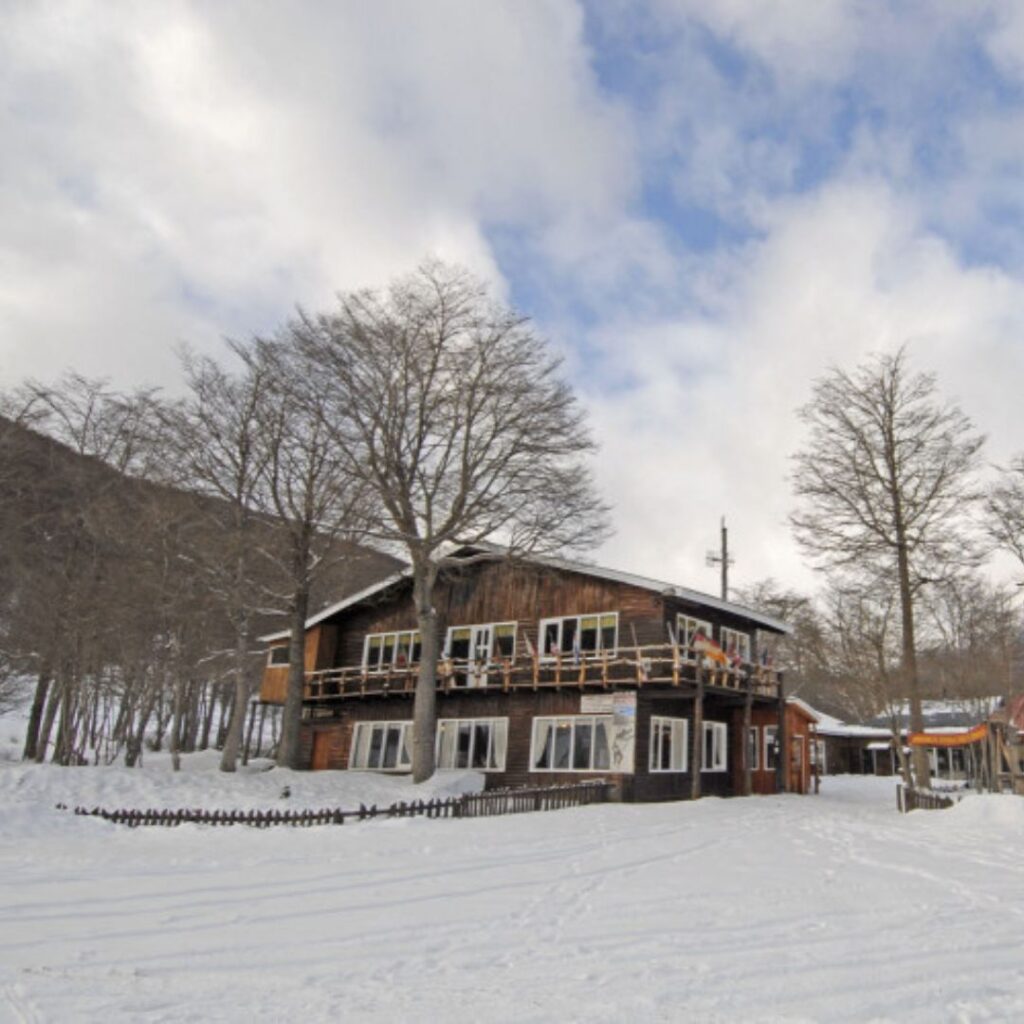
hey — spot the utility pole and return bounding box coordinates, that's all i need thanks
[706,516,734,601]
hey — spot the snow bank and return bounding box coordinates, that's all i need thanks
[947,792,1024,832]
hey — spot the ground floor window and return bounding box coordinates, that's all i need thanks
[531,715,612,771]
[436,718,508,771]
[747,726,759,771]
[702,721,727,772]
[649,716,688,772]
[763,725,778,771]
[350,721,412,771]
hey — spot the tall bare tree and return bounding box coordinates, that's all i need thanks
[171,351,273,772]
[791,346,984,788]
[986,456,1024,574]
[298,260,609,781]
[229,337,367,769]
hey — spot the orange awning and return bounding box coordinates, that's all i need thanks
[908,723,988,748]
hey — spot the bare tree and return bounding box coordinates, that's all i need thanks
[791,346,984,788]
[171,351,273,772]
[229,336,367,769]
[986,456,1024,574]
[819,575,913,784]
[299,260,609,781]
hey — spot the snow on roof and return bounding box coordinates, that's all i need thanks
[260,544,792,644]
[788,698,890,739]
[786,696,821,723]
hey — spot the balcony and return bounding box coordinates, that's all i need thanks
[301,644,781,703]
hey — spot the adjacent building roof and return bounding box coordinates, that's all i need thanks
[259,543,792,643]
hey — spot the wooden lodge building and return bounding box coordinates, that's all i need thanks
[258,547,796,802]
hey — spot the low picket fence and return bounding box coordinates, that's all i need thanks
[896,783,959,813]
[60,779,613,830]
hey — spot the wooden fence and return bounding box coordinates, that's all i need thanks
[61,779,613,830]
[896,783,959,813]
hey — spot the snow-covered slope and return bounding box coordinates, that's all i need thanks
[3,762,1024,1022]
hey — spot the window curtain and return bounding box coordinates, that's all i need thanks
[533,720,553,769]
[491,720,508,770]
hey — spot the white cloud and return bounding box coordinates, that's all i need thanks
[586,181,1024,595]
[0,0,639,390]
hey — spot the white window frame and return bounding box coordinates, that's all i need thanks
[720,627,751,663]
[747,725,760,771]
[267,646,290,667]
[530,715,614,772]
[349,721,413,771]
[443,621,517,660]
[362,630,422,673]
[649,716,688,773]
[538,613,619,661]
[702,721,728,772]
[676,614,713,649]
[436,718,509,772]
[763,725,778,771]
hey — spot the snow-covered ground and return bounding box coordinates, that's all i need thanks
[2,727,1024,1022]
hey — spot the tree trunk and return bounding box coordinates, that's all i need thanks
[169,674,186,772]
[896,541,930,789]
[412,567,439,783]
[22,667,52,761]
[277,581,311,769]
[219,630,250,772]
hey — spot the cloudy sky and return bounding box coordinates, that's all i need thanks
[3,1,1024,595]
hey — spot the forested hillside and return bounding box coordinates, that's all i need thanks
[0,412,398,766]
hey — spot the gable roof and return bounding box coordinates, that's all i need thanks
[260,545,792,642]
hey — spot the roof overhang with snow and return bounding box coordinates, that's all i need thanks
[259,544,792,643]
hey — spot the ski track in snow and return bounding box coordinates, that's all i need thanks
[1,750,1023,1023]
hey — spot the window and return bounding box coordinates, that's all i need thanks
[363,630,422,672]
[350,721,412,771]
[539,613,618,660]
[436,719,508,771]
[763,725,778,770]
[676,615,712,649]
[747,726,760,771]
[267,646,290,666]
[443,622,516,660]
[531,715,612,771]
[649,716,688,773]
[720,627,751,663]
[702,721,727,772]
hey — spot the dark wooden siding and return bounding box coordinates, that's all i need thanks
[300,688,777,803]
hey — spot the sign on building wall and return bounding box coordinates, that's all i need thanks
[582,692,636,773]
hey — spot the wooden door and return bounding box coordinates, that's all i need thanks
[311,730,332,771]
[790,733,804,794]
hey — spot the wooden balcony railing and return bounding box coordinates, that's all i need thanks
[301,644,781,703]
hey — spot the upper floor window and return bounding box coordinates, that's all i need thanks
[720,627,751,663]
[267,646,290,667]
[444,622,516,661]
[676,615,712,649]
[362,630,421,673]
[539,613,618,660]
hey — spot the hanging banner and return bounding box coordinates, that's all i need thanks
[908,723,988,748]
